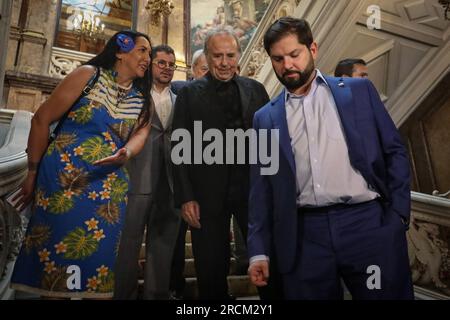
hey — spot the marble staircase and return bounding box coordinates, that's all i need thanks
[137,228,259,300]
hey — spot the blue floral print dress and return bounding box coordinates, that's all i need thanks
[11,68,144,298]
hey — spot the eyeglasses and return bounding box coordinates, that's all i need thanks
[153,60,177,70]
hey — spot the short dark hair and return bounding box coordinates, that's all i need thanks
[151,44,175,59]
[334,58,366,77]
[263,17,313,55]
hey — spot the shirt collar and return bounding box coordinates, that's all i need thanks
[151,84,170,95]
[284,69,328,102]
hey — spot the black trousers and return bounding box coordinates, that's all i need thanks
[190,197,248,300]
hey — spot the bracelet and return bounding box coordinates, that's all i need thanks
[124,147,132,159]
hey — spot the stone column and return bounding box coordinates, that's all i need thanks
[3,0,61,112]
[15,0,59,75]
[0,0,13,107]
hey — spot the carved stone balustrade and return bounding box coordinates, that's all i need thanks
[409,191,450,300]
[0,109,32,299]
[49,47,94,78]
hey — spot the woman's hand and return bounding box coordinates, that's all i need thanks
[93,147,131,166]
[12,171,37,211]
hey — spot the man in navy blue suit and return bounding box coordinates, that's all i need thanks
[247,17,414,300]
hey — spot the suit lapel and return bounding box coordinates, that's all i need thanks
[325,76,366,171]
[151,89,177,132]
[166,89,177,131]
[150,95,163,132]
[269,90,296,175]
[236,76,250,120]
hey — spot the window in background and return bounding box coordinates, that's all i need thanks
[54,0,134,54]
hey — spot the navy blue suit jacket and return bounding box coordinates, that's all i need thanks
[248,76,411,274]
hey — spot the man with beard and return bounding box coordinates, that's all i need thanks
[247,17,414,299]
[114,45,180,299]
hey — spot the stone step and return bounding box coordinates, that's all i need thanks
[138,257,248,279]
[185,230,191,243]
[185,229,238,244]
[140,242,239,261]
[138,275,258,299]
[185,243,193,259]
[184,275,258,299]
[139,243,194,260]
[139,242,198,260]
[140,229,239,259]
[184,243,241,260]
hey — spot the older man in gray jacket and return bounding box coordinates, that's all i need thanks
[114,45,181,300]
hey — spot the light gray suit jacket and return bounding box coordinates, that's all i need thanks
[127,89,177,195]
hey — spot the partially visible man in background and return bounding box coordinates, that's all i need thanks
[334,58,368,78]
[190,49,209,80]
[115,45,180,300]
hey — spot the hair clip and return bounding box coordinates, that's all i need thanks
[116,34,135,53]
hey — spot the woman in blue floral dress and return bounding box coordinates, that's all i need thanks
[11,30,153,299]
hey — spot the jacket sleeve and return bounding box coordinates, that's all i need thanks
[171,86,195,208]
[257,81,270,107]
[247,110,274,259]
[366,79,411,224]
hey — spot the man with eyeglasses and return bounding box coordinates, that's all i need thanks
[115,45,180,300]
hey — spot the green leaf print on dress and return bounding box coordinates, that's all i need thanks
[48,190,75,214]
[70,105,94,124]
[80,136,113,164]
[98,272,115,293]
[110,178,128,203]
[63,227,99,260]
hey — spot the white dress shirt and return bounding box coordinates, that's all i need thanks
[151,85,172,129]
[285,69,378,207]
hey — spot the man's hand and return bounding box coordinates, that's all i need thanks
[248,260,269,287]
[182,201,201,229]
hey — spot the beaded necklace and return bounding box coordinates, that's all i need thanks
[112,70,133,106]
[117,82,132,105]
